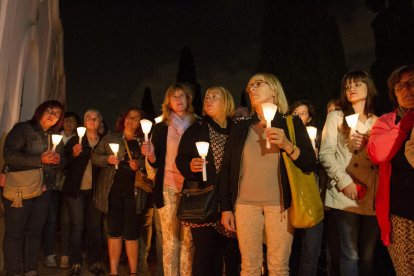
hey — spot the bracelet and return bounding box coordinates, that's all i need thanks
[287,145,296,155]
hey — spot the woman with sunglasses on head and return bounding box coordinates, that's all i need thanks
[3,100,65,276]
[92,107,146,276]
[141,83,197,276]
[219,73,316,275]
[63,109,106,275]
[319,70,379,276]
[176,86,239,276]
[367,65,414,275]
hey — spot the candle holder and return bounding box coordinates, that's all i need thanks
[51,134,63,152]
[154,115,163,124]
[77,127,86,144]
[306,126,317,150]
[195,141,209,181]
[140,119,153,142]
[262,103,278,149]
[109,143,119,169]
[345,114,359,135]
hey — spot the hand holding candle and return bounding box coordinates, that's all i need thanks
[77,127,86,145]
[306,126,317,150]
[140,119,153,142]
[262,103,278,149]
[196,141,209,181]
[51,134,63,152]
[109,143,119,169]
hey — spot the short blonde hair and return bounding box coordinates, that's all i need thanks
[84,109,104,135]
[248,73,289,114]
[203,86,235,117]
[161,83,197,125]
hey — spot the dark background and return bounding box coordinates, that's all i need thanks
[60,0,414,129]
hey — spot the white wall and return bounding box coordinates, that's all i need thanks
[0,0,65,138]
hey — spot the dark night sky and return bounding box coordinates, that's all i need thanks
[60,0,376,128]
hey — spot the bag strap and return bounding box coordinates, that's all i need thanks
[123,139,133,161]
[285,115,296,146]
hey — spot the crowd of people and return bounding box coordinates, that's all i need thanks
[1,64,413,276]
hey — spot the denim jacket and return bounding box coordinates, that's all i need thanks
[3,121,65,190]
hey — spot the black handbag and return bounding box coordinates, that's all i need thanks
[177,179,219,224]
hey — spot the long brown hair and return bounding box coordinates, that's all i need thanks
[339,70,377,138]
[161,83,197,125]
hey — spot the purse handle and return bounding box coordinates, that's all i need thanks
[285,115,296,146]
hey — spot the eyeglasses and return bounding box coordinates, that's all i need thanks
[395,78,414,92]
[44,108,61,118]
[246,80,269,91]
[345,82,364,91]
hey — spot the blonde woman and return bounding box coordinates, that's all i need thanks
[176,86,237,276]
[141,83,197,276]
[220,73,316,275]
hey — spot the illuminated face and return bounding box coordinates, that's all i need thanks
[345,80,368,104]
[293,105,311,125]
[394,72,414,109]
[40,107,61,130]
[204,89,226,120]
[84,112,100,131]
[246,75,274,109]
[124,110,140,132]
[169,89,188,114]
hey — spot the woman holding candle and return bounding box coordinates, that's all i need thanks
[92,107,146,276]
[62,109,105,275]
[176,86,238,276]
[319,70,379,276]
[367,65,414,274]
[219,73,316,275]
[141,83,197,276]
[288,100,324,276]
[3,100,65,276]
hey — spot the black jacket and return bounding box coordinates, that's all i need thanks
[219,112,317,211]
[62,134,102,198]
[176,116,233,187]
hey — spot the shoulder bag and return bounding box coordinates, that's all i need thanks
[177,179,219,224]
[3,168,44,208]
[282,116,324,228]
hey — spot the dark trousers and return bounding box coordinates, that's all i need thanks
[42,190,62,256]
[298,220,324,276]
[65,190,103,265]
[3,191,52,274]
[191,225,240,276]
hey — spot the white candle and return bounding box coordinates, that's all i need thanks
[154,115,163,124]
[51,134,63,152]
[109,143,119,169]
[345,114,359,135]
[306,126,317,150]
[140,119,153,142]
[262,103,278,149]
[76,127,86,144]
[196,141,209,181]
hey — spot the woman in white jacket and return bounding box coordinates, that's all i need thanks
[319,70,379,276]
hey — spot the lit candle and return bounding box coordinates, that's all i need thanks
[345,114,359,135]
[262,103,278,149]
[195,141,209,181]
[109,143,119,169]
[51,134,63,152]
[140,119,153,142]
[76,127,86,144]
[154,115,163,124]
[306,126,317,150]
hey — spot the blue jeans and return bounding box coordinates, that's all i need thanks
[42,190,62,256]
[3,191,52,275]
[334,209,379,276]
[65,190,103,265]
[298,220,324,276]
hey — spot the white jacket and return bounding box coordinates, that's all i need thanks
[320,110,377,215]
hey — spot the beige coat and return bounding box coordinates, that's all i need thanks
[320,110,377,215]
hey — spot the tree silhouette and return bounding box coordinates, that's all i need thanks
[258,0,346,127]
[240,89,248,107]
[141,86,156,121]
[176,47,203,116]
[367,0,414,114]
